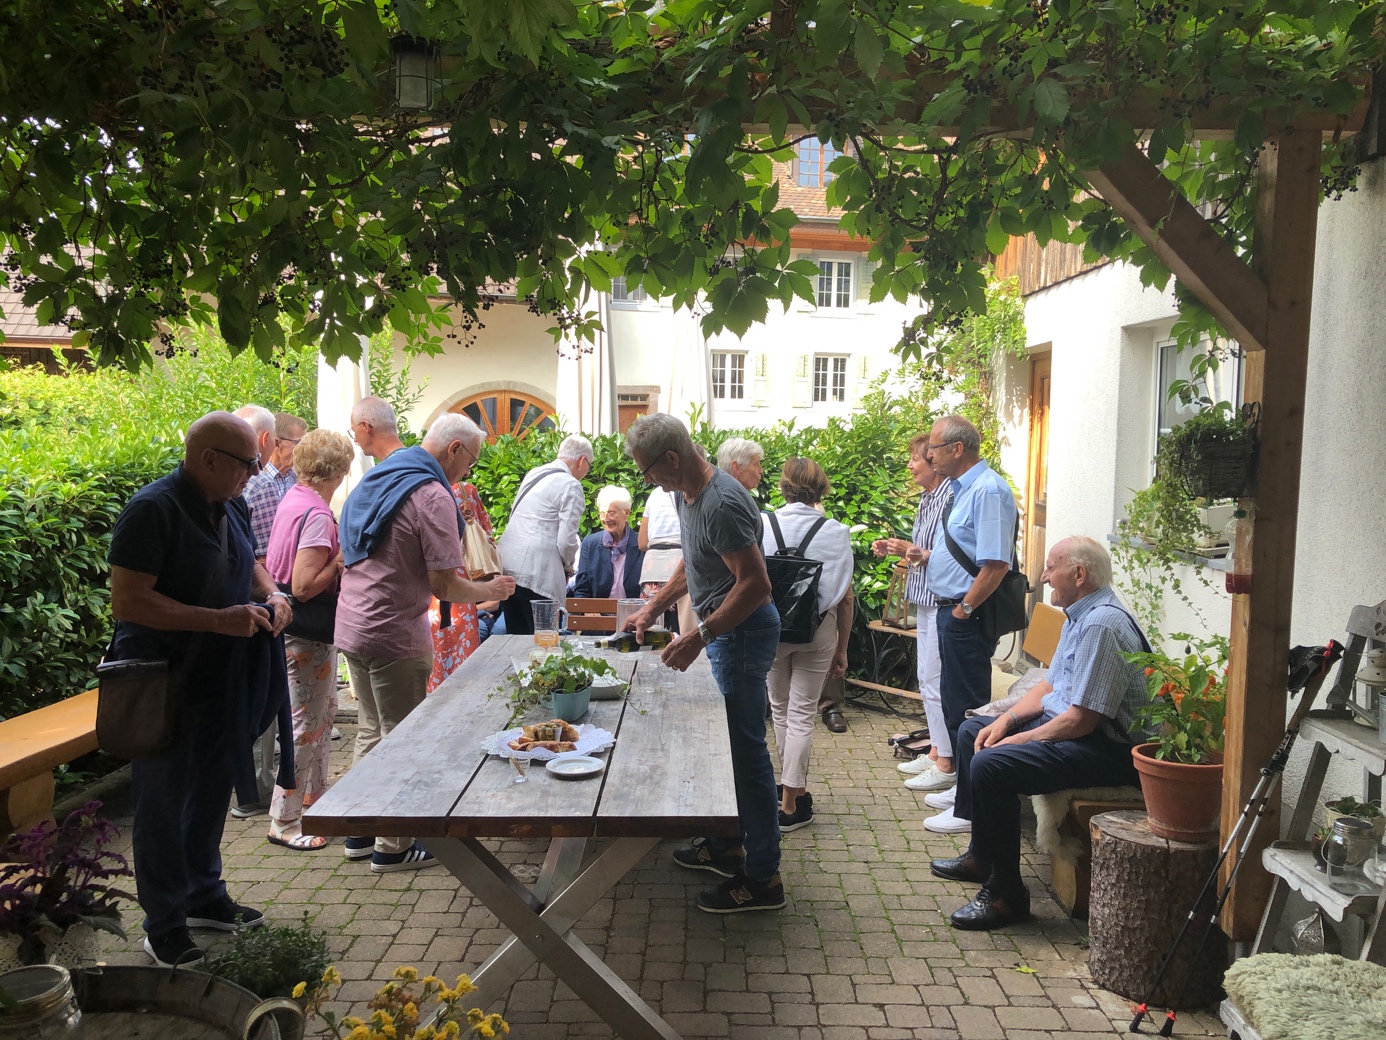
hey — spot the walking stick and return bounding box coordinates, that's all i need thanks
[1129,640,1343,1035]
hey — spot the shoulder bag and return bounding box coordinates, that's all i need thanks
[276,508,338,643]
[940,506,1031,649]
[462,514,503,581]
[764,511,830,644]
[95,516,229,759]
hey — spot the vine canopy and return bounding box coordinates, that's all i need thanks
[0,0,1380,368]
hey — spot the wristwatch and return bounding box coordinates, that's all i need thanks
[697,620,715,644]
[960,601,975,616]
[268,590,290,602]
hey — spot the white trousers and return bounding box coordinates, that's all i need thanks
[768,604,840,790]
[916,608,950,757]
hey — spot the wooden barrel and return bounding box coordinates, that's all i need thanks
[71,966,303,1040]
[1088,810,1227,1009]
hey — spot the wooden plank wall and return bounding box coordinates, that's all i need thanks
[993,235,1107,296]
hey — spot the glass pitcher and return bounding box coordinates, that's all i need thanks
[530,599,567,647]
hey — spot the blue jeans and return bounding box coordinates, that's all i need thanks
[704,602,782,883]
[936,606,994,753]
[954,715,1139,892]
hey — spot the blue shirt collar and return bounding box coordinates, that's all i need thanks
[1062,584,1119,623]
[951,459,992,493]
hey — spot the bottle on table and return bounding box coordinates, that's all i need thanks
[593,628,674,652]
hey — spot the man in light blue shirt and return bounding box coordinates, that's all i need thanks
[929,536,1152,931]
[918,416,1019,831]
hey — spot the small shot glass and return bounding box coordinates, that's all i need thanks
[510,756,530,784]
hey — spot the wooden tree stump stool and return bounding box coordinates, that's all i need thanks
[1089,810,1228,1009]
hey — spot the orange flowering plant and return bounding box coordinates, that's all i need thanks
[299,965,508,1040]
[1124,634,1229,765]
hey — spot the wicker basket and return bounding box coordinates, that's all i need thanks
[1166,403,1259,501]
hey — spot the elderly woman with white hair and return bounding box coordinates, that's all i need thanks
[717,437,765,492]
[571,485,646,599]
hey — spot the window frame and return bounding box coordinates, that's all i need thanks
[794,139,844,187]
[812,353,850,404]
[710,350,747,401]
[1154,337,1243,442]
[610,276,649,307]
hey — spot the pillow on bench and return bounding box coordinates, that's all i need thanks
[1224,953,1386,1040]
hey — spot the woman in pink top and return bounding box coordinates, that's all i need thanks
[263,429,353,850]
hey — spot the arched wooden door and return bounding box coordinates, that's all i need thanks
[450,390,557,442]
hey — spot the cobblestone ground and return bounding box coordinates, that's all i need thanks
[85,697,1222,1039]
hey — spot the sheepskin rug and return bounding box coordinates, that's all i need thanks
[1223,953,1386,1040]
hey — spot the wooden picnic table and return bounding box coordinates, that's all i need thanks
[304,634,738,1040]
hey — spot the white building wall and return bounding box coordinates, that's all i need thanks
[1002,155,1386,814]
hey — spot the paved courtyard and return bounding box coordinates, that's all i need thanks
[84,697,1222,1039]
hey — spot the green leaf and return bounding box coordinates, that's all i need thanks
[854,27,884,80]
[1033,79,1069,123]
[340,0,388,68]
[985,216,1010,256]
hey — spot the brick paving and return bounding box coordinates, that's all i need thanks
[84,698,1223,1038]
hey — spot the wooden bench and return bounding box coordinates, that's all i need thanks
[0,689,100,833]
[565,597,619,634]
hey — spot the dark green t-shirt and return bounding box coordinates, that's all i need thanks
[676,467,762,617]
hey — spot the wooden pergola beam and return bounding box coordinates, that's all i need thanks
[1080,144,1270,351]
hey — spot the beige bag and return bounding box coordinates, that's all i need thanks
[463,520,503,581]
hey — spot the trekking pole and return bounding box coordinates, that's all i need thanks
[1129,641,1343,1035]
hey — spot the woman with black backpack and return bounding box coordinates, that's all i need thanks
[761,458,854,833]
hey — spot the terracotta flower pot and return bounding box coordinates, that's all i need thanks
[1131,743,1225,842]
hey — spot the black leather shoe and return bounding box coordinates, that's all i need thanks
[929,853,990,884]
[949,885,1031,931]
[822,707,847,733]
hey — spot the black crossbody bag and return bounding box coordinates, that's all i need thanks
[276,509,338,643]
[95,516,229,759]
[940,505,1031,649]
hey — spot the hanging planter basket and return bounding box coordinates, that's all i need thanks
[1163,402,1259,501]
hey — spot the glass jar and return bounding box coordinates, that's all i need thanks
[1323,816,1376,880]
[0,965,82,1037]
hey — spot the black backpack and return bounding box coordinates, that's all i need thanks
[763,511,830,644]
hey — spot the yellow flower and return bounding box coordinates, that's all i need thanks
[422,975,441,988]
[415,1028,437,1040]
[477,1025,495,1038]
[394,966,420,983]
[381,1026,397,1040]
[401,1002,419,1025]
[454,974,477,996]
[346,1028,372,1040]
[322,966,343,986]
[342,1017,364,1029]
[440,1022,461,1039]
[291,981,307,999]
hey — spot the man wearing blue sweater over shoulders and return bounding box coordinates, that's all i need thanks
[335,409,515,872]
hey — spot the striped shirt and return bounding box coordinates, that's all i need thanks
[1040,585,1153,743]
[905,481,953,607]
[242,462,296,558]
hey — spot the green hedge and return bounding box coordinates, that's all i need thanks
[1,352,940,716]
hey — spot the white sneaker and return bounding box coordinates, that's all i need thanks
[923,807,972,834]
[898,756,936,775]
[903,766,958,792]
[924,787,957,810]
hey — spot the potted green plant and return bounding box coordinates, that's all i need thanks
[0,800,133,968]
[1124,635,1229,842]
[1321,796,1386,841]
[1159,401,1258,502]
[501,644,616,723]
[205,912,331,1005]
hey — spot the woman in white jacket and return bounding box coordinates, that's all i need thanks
[761,457,854,833]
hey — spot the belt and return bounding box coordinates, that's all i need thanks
[648,542,680,551]
[936,598,963,607]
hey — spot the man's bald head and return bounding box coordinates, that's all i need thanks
[185,412,260,503]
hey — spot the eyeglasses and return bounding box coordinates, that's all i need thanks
[277,436,302,447]
[639,451,672,482]
[348,421,371,442]
[211,447,263,473]
[927,439,962,452]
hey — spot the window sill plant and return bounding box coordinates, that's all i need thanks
[1124,635,1229,842]
[0,800,133,968]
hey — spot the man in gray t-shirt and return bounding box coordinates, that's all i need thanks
[677,467,764,617]
[623,414,784,915]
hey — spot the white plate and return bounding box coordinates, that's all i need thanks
[545,755,605,779]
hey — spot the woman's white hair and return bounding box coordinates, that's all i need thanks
[423,412,483,453]
[717,437,763,473]
[558,434,594,464]
[1060,536,1113,589]
[596,486,633,514]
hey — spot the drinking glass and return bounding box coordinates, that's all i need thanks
[615,598,644,633]
[657,660,677,689]
[633,664,657,695]
[531,599,566,647]
[510,756,529,784]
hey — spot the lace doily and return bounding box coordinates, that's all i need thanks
[481,724,617,762]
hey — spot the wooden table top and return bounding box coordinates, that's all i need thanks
[305,635,739,840]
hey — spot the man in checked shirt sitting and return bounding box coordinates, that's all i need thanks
[930,536,1154,930]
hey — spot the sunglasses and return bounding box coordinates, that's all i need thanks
[211,447,263,473]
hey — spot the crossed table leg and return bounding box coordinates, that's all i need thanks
[424,835,681,1040]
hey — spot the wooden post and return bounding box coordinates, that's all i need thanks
[1219,129,1323,940]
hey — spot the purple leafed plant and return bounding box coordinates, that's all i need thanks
[0,800,133,965]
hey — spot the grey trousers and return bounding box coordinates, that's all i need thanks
[238,720,277,807]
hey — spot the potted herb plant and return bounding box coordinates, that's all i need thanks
[1125,635,1229,842]
[0,800,133,968]
[206,912,330,1005]
[502,644,617,723]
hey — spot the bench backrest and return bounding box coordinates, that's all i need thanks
[1022,602,1066,668]
[566,597,618,634]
